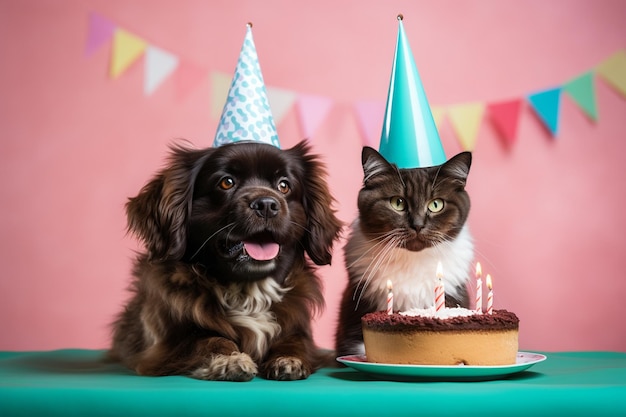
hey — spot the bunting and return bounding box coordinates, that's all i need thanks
[174,60,208,100]
[447,102,485,151]
[563,72,597,122]
[85,12,115,57]
[487,99,523,148]
[209,72,232,119]
[354,101,385,148]
[86,11,626,151]
[527,87,562,137]
[144,46,179,96]
[296,94,334,140]
[109,29,147,79]
[596,51,626,99]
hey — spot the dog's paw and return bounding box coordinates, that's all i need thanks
[191,352,258,382]
[264,356,312,381]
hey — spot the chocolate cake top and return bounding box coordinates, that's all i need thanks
[362,309,519,332]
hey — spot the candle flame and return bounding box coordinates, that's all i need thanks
[486,274,493,290]
[436,261,443,279]
[387,279,393,291]
[475,262,482,278]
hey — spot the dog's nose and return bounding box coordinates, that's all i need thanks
[250,197,280,219]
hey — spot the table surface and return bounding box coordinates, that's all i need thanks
[1,350,625,417]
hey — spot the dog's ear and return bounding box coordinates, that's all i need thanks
[126,144,210,260]
[289,142,343,266]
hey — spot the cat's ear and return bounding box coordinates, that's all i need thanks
[441,151,472,184]
[361,146,393,183]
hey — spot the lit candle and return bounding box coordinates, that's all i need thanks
[435,262,445,312]
[386,279,393,315]
[486,274,493,315]
[475,262,483,314]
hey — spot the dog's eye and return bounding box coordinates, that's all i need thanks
[278,180,290,194]
[219,177,235,190]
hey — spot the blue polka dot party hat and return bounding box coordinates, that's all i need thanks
[213,23,280,148]
[379,15,446,168]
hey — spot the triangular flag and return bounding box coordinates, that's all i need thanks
[487,98,523,147]
[85,12,116,57]
[144,46,180,96]
[266,86,297,125]
[596,50,626,99]
[210,72,232,119]
[563,71,598,121]
[295,94,333,139]
[447,102,485,151]
[109,29,147,79]
[354,100,385,148]
[431,106,446,132]
[173,60,208,100]
[527,87,562,137]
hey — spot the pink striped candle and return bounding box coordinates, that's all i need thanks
[486,274,493,315]
[435,262,445,311]
[386,279,393,315]
[475,262,483,313]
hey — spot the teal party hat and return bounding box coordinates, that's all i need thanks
[213,23,280,148]
[379,15,446,168]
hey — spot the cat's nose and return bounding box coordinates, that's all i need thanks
[411,218,424,233]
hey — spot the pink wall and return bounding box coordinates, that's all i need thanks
[1,0,625,352]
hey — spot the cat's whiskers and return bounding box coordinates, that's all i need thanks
[346,230,397,270]
[351,231,398,301]
[353,229,412,309]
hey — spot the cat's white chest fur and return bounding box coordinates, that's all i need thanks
[348,222,474,311]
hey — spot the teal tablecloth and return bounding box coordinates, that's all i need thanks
[1,350,625,416]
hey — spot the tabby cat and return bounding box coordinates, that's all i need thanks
[335,146,474,358]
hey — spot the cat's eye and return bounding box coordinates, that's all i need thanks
[427,198,444,213]
[278,179,290,194]
[218,177,235,190]
[389,196,406,211]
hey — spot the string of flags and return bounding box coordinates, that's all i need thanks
[86,11,626,152]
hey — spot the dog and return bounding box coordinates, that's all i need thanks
[109,140,342,381]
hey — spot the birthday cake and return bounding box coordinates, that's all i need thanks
[361,307,519,366]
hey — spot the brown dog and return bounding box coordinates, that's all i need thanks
[109,141,342,381]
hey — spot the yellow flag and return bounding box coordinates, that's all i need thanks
[447,102,485,151]
[266,86,297,124]
[210,72,232,120]
[110,29,147,79]
[596,50,626,99]
[431,106,446,132]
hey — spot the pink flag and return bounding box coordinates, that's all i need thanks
[85,12,116,57]
[487,99,523,147]
[295,94,333,140]
[354,100,385,148]
[173,60,208,101]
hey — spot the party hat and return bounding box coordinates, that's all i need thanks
[213,23,280,148]
[379,15,446,168]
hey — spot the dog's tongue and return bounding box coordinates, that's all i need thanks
[243,240,280,261]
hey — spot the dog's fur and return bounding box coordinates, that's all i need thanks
[109,141,342,381]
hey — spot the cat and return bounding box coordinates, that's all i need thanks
[335,146,474,358]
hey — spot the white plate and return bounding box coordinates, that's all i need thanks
[336,352,546,381]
